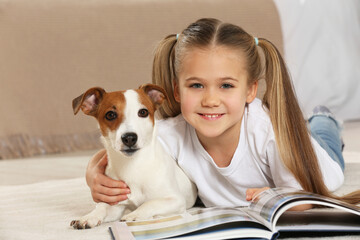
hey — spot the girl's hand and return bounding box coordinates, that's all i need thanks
[246,187,270,201]
[86,149,131,205]
[246,187,313,211]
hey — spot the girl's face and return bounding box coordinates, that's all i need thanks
[174,46,258,142]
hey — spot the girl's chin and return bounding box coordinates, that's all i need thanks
[195,128,224,139]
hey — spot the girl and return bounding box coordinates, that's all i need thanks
[86,18,360,208]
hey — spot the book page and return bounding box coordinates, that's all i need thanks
[249,188,303,223]
[248,187,360,230]
[113,207,271,240]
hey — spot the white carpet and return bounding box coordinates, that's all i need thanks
[0,155,359,240]
[0,178,113,240]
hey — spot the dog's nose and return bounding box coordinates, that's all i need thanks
[121,132,138,147]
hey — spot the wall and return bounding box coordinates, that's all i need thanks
[274,0,360,121]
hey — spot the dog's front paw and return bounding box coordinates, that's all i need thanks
[121,211,153,222]
[70,217,102,230]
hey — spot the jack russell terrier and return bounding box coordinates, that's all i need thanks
[71,84,197,229]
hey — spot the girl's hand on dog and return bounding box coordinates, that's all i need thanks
[86,149,131,205]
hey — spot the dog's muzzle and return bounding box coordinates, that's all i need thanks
[121,132,139,155]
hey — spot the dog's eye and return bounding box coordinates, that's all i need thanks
[105,111,117,121]
[138,108,149,118]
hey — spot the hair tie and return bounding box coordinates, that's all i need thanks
[254,37,259,46]
[176,34,180,40]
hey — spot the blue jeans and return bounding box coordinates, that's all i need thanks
[308,115,345,172]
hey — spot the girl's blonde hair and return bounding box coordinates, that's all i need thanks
[152,18,360,204]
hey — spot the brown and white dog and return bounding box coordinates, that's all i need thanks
[71,84,197,229]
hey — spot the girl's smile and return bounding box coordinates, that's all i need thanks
[198,113,224,121]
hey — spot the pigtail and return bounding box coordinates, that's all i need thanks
[258,38,360,204]
[259,38,324,192]
[152,34,181,119]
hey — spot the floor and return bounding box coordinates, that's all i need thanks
[342,120,360,154]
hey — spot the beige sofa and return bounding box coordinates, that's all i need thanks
[0,0,283,159]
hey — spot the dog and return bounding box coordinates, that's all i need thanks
[70,84,197,229]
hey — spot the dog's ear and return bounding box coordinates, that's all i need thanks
[72,87,106,116]
[139,84,169,109]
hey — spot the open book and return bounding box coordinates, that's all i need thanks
[109,188,360,240]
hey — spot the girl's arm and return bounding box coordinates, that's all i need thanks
[86,149,131,205]
[246,187,313,211]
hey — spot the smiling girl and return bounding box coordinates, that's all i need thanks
[86,18,360,208]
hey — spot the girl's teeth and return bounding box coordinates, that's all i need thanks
[205,114,220,118]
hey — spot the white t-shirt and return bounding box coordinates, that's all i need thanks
[156,98,344,207]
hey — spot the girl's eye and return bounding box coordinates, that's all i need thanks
[138,108,149,118]
[105,111,117,121]
[221,83,234,89]
[190,83,203,89]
